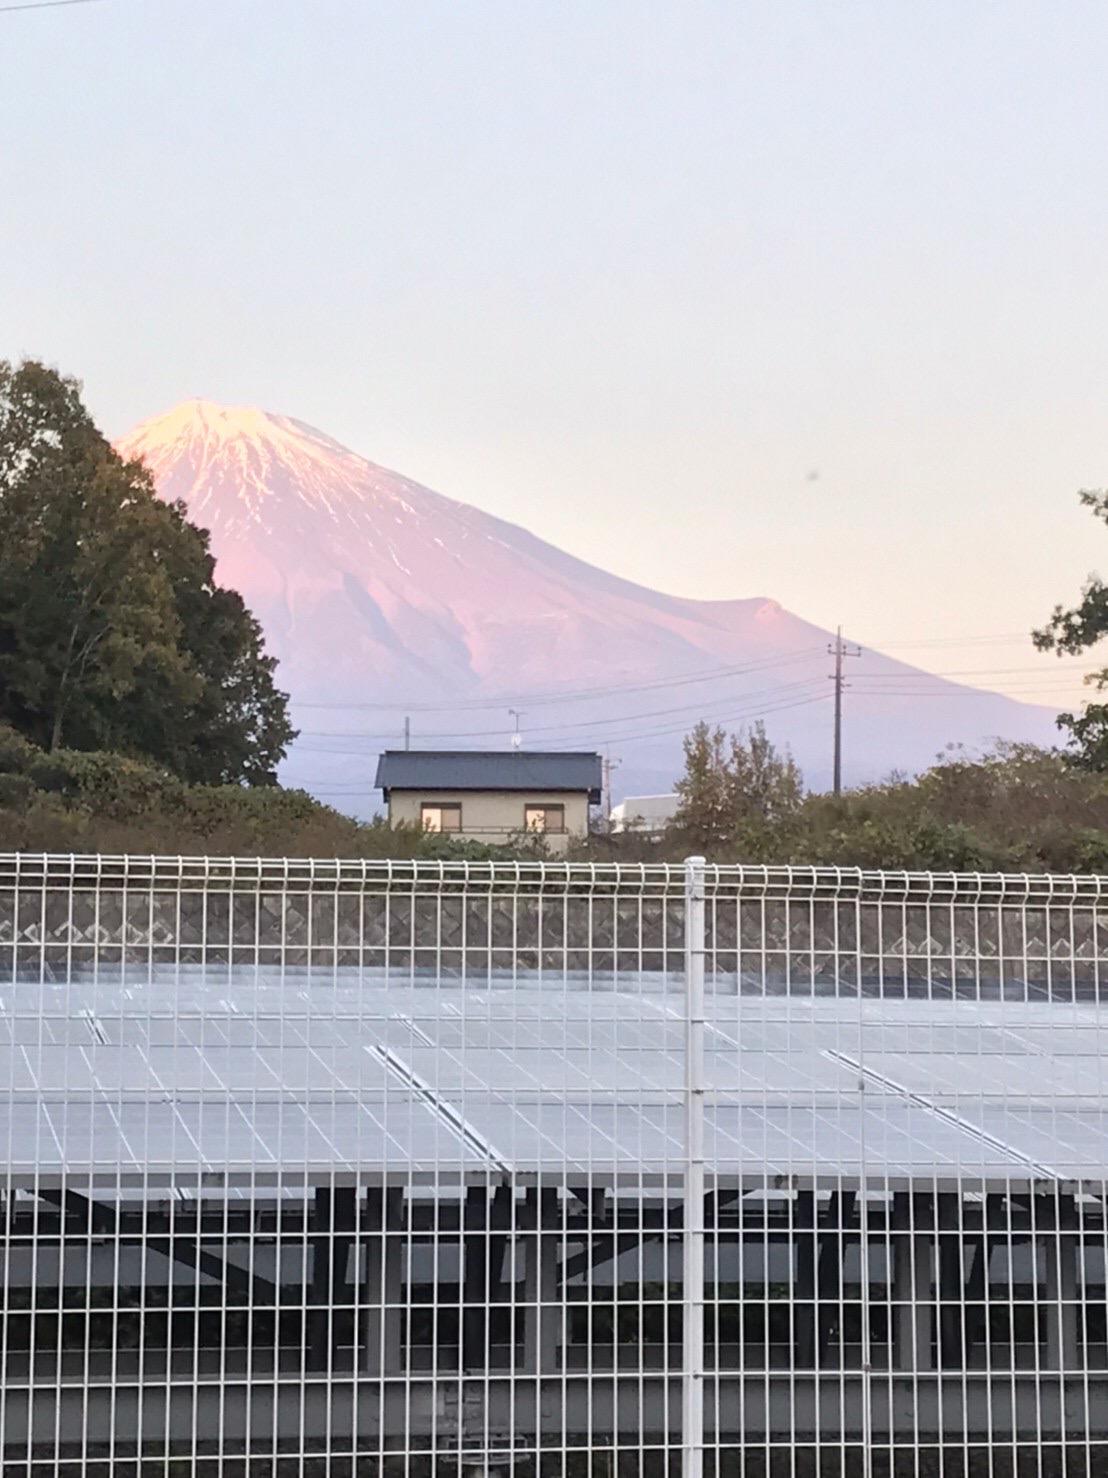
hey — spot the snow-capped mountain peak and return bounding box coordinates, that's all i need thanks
[120,397,416,530]
[116,400,1059,806]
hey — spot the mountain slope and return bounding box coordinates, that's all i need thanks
[117,399,1061,809]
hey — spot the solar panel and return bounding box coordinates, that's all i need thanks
[3,968,1108,1181]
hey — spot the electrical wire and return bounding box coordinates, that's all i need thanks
[295,675,829,747]
[292,646,827,713]
[290,658,1085,747]
[853,663,1089,682]
[289,631,1091,719]
[290,671,1087,770]
[863,632,1033,649]
[293,691,834,791]
[850,687,1080,701]
[283,625,1089,802]
[0,0,103,11]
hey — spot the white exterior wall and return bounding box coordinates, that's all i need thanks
[388,788,591,852]
[609,793,679,834]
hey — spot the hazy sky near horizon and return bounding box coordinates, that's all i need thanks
[2,0,1106,708]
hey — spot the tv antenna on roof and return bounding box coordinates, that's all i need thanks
[509,710,525,750]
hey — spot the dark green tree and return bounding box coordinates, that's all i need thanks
[0,360,294,782]
[674,719,803,858]
[673,721,732,852]
[110,509,295,785]
[1034,489,1108,770]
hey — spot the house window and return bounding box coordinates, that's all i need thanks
[525,804,565,834]
[422,803,462,834]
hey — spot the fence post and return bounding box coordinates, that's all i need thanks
[682,856,707,1478]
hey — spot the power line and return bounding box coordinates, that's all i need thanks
[292,665,1085,758]
[283,626,1087,799]
[298,675,827,742]
[291,670,1084,745]
[292,647,827,713]
[556,691,832,747]
[293,690,835,784]
[850,686,1078,700]
[857,663,1089,682]
[293,676,830,750]
[865,632,1032,649]
[0,0,103,11]
[290,629,1087,718]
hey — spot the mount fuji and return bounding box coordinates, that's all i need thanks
[117,399,1060,813]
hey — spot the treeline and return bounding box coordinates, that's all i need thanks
[9,717,1108,873]
[0,724,512,858]
[587,723,1108,874]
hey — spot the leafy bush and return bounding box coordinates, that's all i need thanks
[25,747,183,818]
[585,738,1108,874]
[0,725,36,776]
[0,724,558,859]
[0,772,34,810]
[6,719,1108,873]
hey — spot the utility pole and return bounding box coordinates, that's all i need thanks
[403,716,410,751]
[509,710,525,750]
[828,626,861,796]
[602,750,621,822]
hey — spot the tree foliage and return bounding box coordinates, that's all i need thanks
[0,723,549,860]
[5,719,1108,872]
[673,720,803,857]
[0,360,294,783]
[1034,489,1108,770]
[593,736,1108,874]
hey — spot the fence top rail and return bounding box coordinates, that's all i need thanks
[1,853,1107,902]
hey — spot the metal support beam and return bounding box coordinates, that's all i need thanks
[817,1190,855,1362]
[307,1184,357,1372]
[361,1187,404,1377]
[37,1187,277,1305]
[938,1192,965,1368]
[794,1190,818,1367]
[892,1192,933,1372]
[523,1188,560,1376]
[384,1189,404,1374]
[462,1183,513,1372]
[462,1184,489,1371]
[486,1184,514,1305]
[963,1235,987,1366]
[1045,1195,1080,1372]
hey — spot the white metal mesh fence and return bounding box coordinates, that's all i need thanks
[1,854,1107,1477]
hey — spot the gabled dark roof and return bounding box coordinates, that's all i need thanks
[375,750,603,802]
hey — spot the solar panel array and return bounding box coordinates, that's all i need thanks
[2,969,1106,1184]
[3,856,1108,1476]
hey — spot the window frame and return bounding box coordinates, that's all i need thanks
[421,802,463,834]
[524,803,566,834]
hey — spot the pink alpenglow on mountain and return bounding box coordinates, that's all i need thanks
[118,399,1059,811]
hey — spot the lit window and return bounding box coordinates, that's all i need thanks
[422,803,462,833]
[525,804,565,833]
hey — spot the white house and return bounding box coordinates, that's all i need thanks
[608,793,679,836]
[375,750,603,853]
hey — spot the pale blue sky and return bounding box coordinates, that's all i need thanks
[3,0,1106,704]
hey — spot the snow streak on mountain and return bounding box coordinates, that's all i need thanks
[118,399,1059,811]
